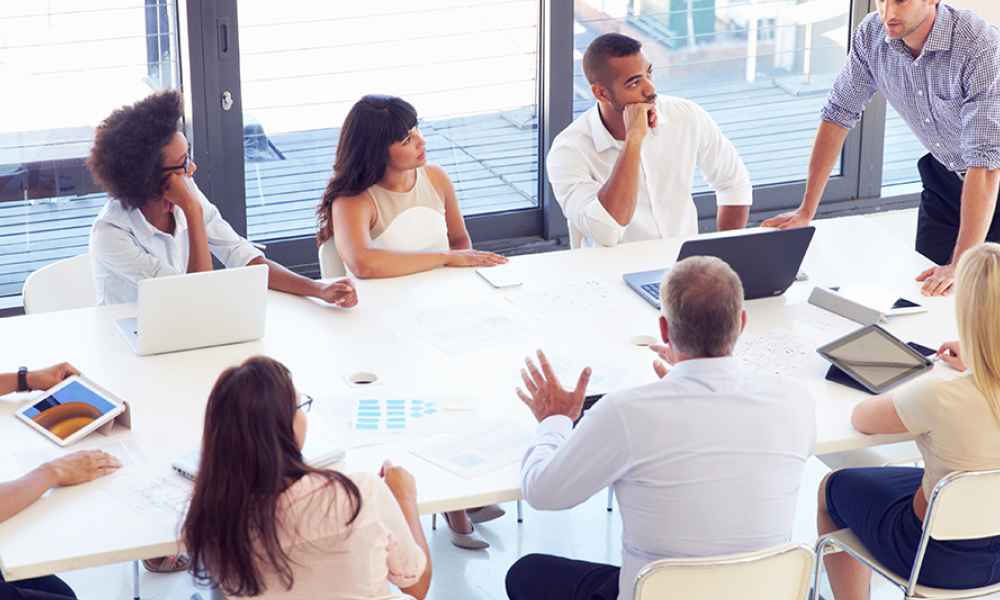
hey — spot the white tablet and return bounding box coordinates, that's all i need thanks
[476,265,523,289]
[15,376,126,447]
[817,325,933,394]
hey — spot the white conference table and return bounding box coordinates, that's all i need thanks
[0,213,959,583]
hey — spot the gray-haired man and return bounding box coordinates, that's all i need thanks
[506,256,816,600]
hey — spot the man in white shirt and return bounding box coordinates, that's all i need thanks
[505,256,815,600]
[548,33,753,248]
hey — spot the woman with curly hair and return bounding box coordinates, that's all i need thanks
[183,356,431,599]
[87,90,357,308]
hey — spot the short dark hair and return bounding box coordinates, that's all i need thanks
[660,256,744,357]
[583,33,642,85]
[87,90,182,210]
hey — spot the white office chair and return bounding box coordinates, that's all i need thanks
[22,254,97,314]
[634,543,814,600]
[813,468,1000,600]
[819,441,923,470]
[318,237,346,278]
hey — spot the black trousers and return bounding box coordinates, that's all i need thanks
[0,574,76,600]
[506,554,620,600]
[916,153,1000,266]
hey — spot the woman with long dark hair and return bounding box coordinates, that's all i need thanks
[87,90,357,309]
[316,94,507,279]
[182,356,431,599]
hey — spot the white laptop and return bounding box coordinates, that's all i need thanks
[116,264,268,356]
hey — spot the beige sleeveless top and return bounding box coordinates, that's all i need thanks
[367,167,449,252]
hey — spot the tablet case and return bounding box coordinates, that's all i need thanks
[825,341,936,394]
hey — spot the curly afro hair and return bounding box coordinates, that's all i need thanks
[87,90,183,210]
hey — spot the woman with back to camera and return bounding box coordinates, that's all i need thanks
[182,356,431,599]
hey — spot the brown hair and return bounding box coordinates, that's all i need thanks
[316,94,418,244]
[182,356,362,596]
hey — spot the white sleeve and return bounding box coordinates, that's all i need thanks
[691,104,753,207]
[197,190,264,268]
[89,220,181,283]
[546,143,627,247]
[520,397,631,510]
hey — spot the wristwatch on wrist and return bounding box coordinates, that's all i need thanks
[17,367,29,392]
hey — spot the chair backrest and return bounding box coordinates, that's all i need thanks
[318,238,346,278]
[22,254,97,314]
[925,468,1000,540]
[633,544,814,600]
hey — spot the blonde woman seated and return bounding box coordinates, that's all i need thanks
[316,95,507,279]
[818,242,1000,598]
[315,95,506,548]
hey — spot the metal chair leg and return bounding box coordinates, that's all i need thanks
[607,487,614,512]
[517,499,523,523]
[132,560,141,600]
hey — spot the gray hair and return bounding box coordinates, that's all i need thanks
[659,256,744,357]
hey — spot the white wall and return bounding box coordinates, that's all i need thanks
[947,0,1000,25]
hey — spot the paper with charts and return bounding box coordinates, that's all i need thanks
[412,425,535,479]
[352,398,441,432]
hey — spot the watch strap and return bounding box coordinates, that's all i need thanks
[17,367,29,392]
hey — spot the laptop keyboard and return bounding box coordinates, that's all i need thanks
[640,283,661,306]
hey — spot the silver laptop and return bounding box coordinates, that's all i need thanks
[116,264,268,356]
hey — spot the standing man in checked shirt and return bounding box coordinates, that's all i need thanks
[764,1,1000,296]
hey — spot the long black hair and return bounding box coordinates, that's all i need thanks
[182,356,362,597]
[316,94,418,243]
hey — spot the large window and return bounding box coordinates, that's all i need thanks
[0,1,934,304]
[573,0,851,192]
[0,0,180,298]
[237,1,541,242]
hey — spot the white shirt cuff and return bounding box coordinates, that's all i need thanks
[580,200,627,247]
[537,415,574,437]
[715,182,753,206]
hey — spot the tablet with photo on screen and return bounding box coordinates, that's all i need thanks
[15,376,128,447]
[817,325,934,394]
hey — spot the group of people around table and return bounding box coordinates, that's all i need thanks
[3,1,1000,598]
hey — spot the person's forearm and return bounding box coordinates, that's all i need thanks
[0,466,57,523]
[184,204,212,273]
[800,121,851,217]
[717,205,750,231]
[596,138,643,226]
[0,372,18,396]
[951,168,1000,264]
[397,501,432,600]
[250,257,325,298]
[346,249,449,279]
[448,234,472,251]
